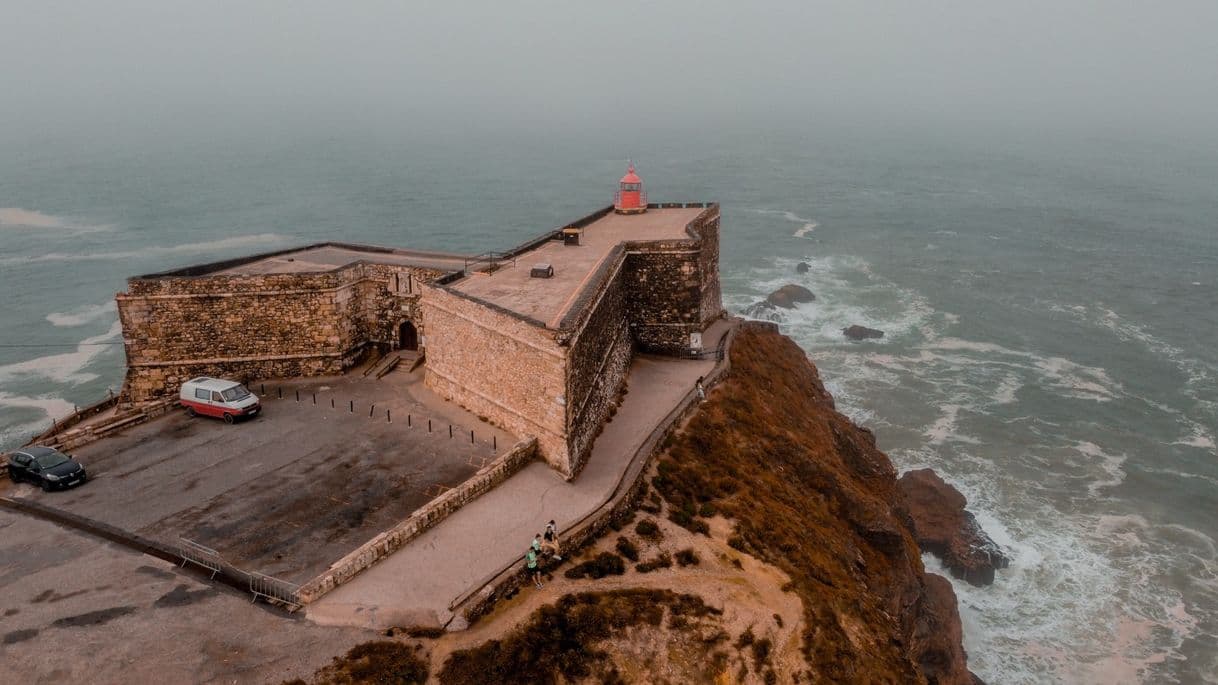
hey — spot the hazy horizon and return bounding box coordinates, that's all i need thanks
[3,1,1218,147]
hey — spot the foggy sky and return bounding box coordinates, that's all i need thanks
[3,1,1217,143]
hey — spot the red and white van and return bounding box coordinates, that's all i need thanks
[179,377,261,423]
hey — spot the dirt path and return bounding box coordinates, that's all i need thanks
[426,512,807,683]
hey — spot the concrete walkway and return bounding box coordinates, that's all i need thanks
[306,327,727,629]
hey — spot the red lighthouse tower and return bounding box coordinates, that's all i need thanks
[613,162,647,214]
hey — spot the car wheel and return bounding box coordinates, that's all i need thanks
[223,413,234,424]
[186,406,197,418]
[40,479,52,492]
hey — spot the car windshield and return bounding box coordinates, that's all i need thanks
[220,385,251,402]
[34,451,70,469]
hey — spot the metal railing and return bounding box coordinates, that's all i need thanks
[178,538,224,579]
[464,251,516,274]
[249,571,302,612]
[613,190,648,207]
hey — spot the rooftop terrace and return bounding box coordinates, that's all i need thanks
[215,244,470,276]
[133,242,471,280]
[449,206,707,328]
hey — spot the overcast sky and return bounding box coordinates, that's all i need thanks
[3,1,1217,143]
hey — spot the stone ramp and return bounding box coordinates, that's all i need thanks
[305,335,724,630]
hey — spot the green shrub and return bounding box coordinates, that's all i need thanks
[615,537,639,562]
[300,640,428,685]
[564,552,625,580]
[675,548,700,567]
[635,519,662,541]
[636,552,673,574]
[440,590,699,684]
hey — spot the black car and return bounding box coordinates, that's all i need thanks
[7,446,87,491]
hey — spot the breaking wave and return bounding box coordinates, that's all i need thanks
[0,233,291,265]
[0,207,112,232]
[749,208,819,238]
[729,249,1217,683]
[46,301,117,327]
[0,321,122,386]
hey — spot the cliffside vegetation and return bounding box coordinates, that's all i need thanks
[290,326,977,684]
[651,325,975,683]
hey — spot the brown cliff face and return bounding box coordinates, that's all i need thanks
[898,468,1011,587]
[654,325,976,683]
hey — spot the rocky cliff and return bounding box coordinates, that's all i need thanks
[293,325,982,684]
[649,325,978,683]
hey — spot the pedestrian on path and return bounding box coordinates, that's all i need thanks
[695,376,706,402]
[532,533,543,556]
[542,520,562,560]
[526,548,543,588]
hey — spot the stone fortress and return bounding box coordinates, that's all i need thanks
[115,165,722,478]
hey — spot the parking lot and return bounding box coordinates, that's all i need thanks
[7,368,515,585]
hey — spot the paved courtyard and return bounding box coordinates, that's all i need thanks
[0,507,368,685]
[307,318,732,629]
[7,367,514,584]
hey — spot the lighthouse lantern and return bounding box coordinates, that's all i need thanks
[613,163,647,214]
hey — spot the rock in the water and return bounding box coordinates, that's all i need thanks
[796,262,810,274]
[897,469,1010,586]
[741,300,781,321]
[843,325,884,341]
[765,284,816,309]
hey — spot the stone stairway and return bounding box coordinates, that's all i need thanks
[370,350,423,379]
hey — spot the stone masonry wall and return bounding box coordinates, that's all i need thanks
[692,208,724,325]
[563,252,633,478]
[623,242,705,354]
[622,204,722,354]
[420,284,572,473]
[117,263,436,403]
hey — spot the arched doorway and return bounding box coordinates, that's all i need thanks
[398,321,419,351]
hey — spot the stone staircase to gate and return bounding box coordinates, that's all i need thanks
[367,350,423,379]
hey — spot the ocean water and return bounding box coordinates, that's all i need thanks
[1,126,1215,683]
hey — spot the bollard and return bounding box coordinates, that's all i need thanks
[493,435,497,451]
[387,409,391,423]
[296,390,299,402]
[449,425,453,439]
[470,429,474,443]
[428,419,432,433]
[369,404,375,417]
[312,393,316,405]
[408,414,412,427]
[278,387,282,399]
[331,398,335,408]
[261,383,265,394]
[349,400,354,413]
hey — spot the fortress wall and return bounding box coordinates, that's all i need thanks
[563,252,633,478]
[621,205,723,354]
[623,240,705,354]
[117,264,437,403]
[351,264,445,348]
[420,284,571,473]
[693,207,725,324]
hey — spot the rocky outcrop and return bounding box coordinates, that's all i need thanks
[843,324,885,340]
[796,261,810,274]
[651,326,980,683]
[766,284,815,308]
[741,284,815,319]
[898,468,1010,586]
